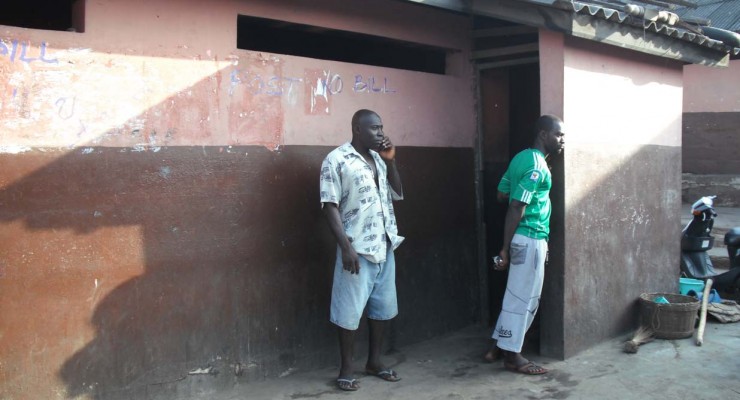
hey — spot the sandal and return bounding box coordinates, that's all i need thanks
[365,368,401,382]
[504,361,548,375]
[336,378,360,391]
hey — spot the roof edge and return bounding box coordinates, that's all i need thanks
[569,11,731,66]
[400,0,733,66]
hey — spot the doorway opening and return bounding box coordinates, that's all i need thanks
[474,17,541,355]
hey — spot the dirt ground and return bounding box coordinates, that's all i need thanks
[203,320,740,400]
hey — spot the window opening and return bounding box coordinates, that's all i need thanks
[0,0,84,32]
[237,15,447,74]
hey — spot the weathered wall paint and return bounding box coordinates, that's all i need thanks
[682,112,740,175]
[539,30,565,119]
[682,169,740,207]
[562,37,682,358]
[0,0,475,150]
[683,60,740,113]
[0,146,477,399]
[681,60,739,196]
[538,32,683,358]
[537,29,566,360]
[682,110,740,206]
[0,0,478,398]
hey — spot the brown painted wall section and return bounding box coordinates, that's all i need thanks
[564,145,681,351]
[682,112,740,175]
[0,145,477,399]
[682,111,740,206]
[681,60,739,205]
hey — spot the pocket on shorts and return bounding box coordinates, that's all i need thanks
[510,242,528,265]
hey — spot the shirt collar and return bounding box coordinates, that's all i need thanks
[530,148,545,158]
[342,142,380,161]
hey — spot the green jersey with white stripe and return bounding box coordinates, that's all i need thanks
[497,148,551,240]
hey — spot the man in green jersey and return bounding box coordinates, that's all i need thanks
[487,115,565,375]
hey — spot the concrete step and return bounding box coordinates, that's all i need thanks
[682,173,740,207]
[709,246,731,269]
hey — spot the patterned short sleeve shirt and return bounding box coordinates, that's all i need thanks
[320,142,404,263]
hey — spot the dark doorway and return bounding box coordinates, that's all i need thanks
[479,62,541,351]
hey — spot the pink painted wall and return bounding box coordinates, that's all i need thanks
[538,31,684,358]
[563,36,683,357]
[539,30,565,118]
[682,59,740,179]
[0,1,475,152]
[562,39,683,148]
[683,60,740,113]
[0,0,476,151]
[0,1,477,398]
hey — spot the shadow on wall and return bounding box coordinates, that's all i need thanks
[0,69,480,399]
[543,142,682,358]
[0,34,358,397]
[0,143,336,399]
[0,150,480,400]
[0,61,339,398]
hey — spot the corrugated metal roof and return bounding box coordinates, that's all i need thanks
[674,0,740,32]
[559,0,740,56]
[401,0,737,62]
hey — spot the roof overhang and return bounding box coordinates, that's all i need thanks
[402,0,732,66]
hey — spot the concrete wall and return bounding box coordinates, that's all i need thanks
[0,1,478,399]
[539,31,683,358]
[682,60,740,206]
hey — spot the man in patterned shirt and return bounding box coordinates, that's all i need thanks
[486,115,565,375]
[320,109,404,391]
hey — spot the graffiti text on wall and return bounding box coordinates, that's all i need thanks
[353,75,396,94]
[229,69,396,97]
[229,70,302,96]
[0,40,58,64]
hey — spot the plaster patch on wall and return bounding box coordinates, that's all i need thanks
[1,38,238,148]
[663,189,679,210]
[0,146,32,154]
[306,69,332,116]
[159,166,172,179]
[226,55,284,149]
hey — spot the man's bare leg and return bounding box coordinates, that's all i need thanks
[484,339,500,362]
[337,327,360,390]
[365,318,401,381]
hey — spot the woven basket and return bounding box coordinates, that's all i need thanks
[639,293,701,339]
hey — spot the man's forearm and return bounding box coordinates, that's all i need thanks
[502,201,526,248]
[386,160,403,197]
[323,204,353,251]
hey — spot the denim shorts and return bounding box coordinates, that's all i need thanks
[330,246,398,330]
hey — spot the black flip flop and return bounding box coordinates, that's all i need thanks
[336,378,360,391]
[365,369,401,382]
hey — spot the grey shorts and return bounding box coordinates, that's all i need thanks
[492,234,547,352]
